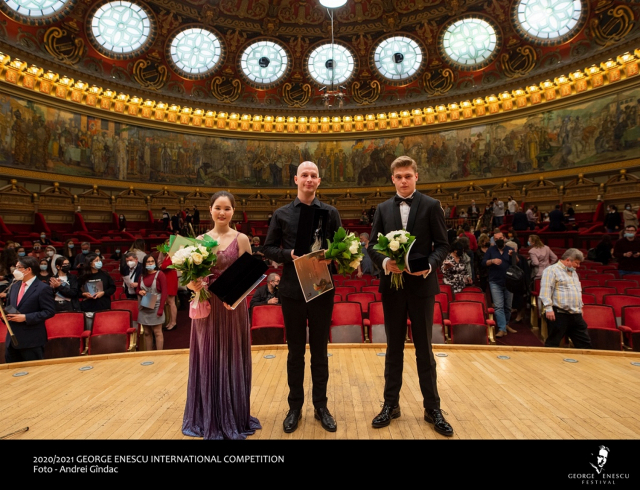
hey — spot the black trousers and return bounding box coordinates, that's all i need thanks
[382,293,440,409]
[544,308,592,348]
[280,293,334,410]
[5,343,45,363]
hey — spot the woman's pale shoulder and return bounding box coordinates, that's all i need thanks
[236,232,251,244]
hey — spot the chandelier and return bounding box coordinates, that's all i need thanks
[319,0,348,108]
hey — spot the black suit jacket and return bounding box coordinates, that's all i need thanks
[120,263,144,299]
[6,278,56,349]
[368,192,449,297]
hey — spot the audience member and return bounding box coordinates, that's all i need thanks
[492,197,505,228]
[539,249,591,349]
[467,200,479,219]
[4,255,55,363]
[593,235,613,265]
[623,203,638,229]
[526,204,538,230]
[79,253,115,312]
[251,236,265,261]
[137,254,167,351]
[250,273,280,312]
[357,233,376,277]
[118,214,127,232]
[73,241,91,270]
[459,223,477,252]
[50,256,80,312]
[528,234,558,280]
[484,231,517,338]
[613,225,640,277]
[441,239,472,294]
[548,204,566,231]
[129,239,147,262]
[110,248,122,260]
[36,258,53,284]
[16,247,26,259]
[475,233,490,292]
[603,204,621,233]
[512,206,529,231]
[158,241,178,331]
[29,242,45,261]
[121,251,143,300]
[192,205,200,227]
[61,239,75,260]
[0,247,18,292]
[506,240,530,324]
[44,245,62,275]
[507,196,517,215]
[171,210,182,234]
[39,232,52,246]
[505,229,521,250]
[480,202,493,231]
[161,207,171,230]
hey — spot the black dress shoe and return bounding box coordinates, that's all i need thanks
[314,407,337,432]
[371,403,401,428]
[283,409,301,433]
[424,408,454,437]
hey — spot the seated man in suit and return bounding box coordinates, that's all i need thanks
[249,273,280,314]
[5,255,56,362]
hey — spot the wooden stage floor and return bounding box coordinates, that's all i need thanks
[2,344,640,440]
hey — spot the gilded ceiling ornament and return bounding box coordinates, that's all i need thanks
[262,17,280,35]
[132,53,169,90]
[278,0,323,25]
[445,0,466,16]
[211,67,242,102]
[500,45,536,78]
[200,4,219,25]
[282,73,311,108]
[226,29,247,54]
[423,67,455,95]
[156,9,182,37]
[220,0,268,20]
[415,19,437,45]
[337,0,383,23]
[352,32,373,57]
[382,12,399,32]
[484,0,508,24]
[351,69,381,104]
[43,24,85,65]
[590,4,634,47]
[289,35,310,63]
[395,0,440,14]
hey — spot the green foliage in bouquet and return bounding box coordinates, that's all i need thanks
[167,235,219,302]
[372,230,416,289]
[324,227,364,275]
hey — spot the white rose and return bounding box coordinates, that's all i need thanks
[389,240,400,251]
[349,242,360,254]
[397,233,408,244]
[191,252,203,265]
[198,245,207,254]
[385,231,397,241]
[349,259,362,269]
[171,255,185,266]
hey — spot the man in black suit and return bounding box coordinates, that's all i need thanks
[120,252,143,299]
[5,256,55,362]
[368,156,454,436]
[263,161,341,434]
[249,273,280,313]
[548,204,566,231]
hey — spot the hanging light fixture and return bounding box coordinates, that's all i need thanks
[319,0,348,108]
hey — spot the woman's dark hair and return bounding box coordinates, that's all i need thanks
[610,204,618,211]
[209,190,235,208]
[79,252,99,285]
[142,254,157,275]
[600,235,612,246]
[131,238,146,252]
[55,256,69,268]
[0,247,18,275]
[451,239,466,255]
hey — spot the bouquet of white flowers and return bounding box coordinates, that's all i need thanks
[167,235,218,318]
[372,229,416,289]
[324,227,364,275]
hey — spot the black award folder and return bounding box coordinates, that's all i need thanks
[294,205,329,257]
[208,252,269,309]
[404,240,431,273]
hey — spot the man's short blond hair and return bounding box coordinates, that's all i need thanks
[390,155,417,174]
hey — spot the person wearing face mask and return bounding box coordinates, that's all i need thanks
[484,231,518,338]
[528,234,558,280]
[50,256,80,312]
[78,253,116,312]
[613,225,640,277]
[37,258,54,283]
[249,273,280,317]
[603,204,621,233]
[157,241,178,331]
[4,255,55,362]
[118,214,127,232]
[623,203,638,229]
[38,233,52,246]
[29,242,45,261]
[45,245,62,275]
[120,252,143,300]
[62,239,76,260]
[73,241,92,270]
[539,249,591,349]
[110,248,122,260]
[441,240,472,294]
[137,254,167,351]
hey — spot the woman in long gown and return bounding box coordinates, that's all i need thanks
[182,191,261,440]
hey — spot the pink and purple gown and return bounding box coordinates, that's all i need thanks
[182,235,261,440]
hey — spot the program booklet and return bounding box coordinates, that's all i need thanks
[293,250,334,303]
[84,279,104,295]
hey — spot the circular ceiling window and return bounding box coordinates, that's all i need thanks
[515,0,584,44]
[307,43,355,86]
[90,1,153,58]
[441,17,500,69]
[239,40,289,88]
[373,35,424,83]
[169,27,222,78]
[1,0,75,23]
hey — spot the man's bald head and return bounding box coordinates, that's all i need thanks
[297,161,319,175]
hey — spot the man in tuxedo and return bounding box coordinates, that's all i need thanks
[263,161,342,434]
[368,156,454,436]
[5,256,55,362]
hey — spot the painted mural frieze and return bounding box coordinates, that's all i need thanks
[43,23,85,65]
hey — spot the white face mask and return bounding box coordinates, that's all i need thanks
[47,251,54,256]
[13,269,24,281]
[127,261,136,268]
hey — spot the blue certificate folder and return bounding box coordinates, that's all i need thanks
[208,252,268,309]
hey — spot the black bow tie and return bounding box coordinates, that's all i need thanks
[395,195,413,206]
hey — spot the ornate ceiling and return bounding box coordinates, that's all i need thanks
[0,0,638,114]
